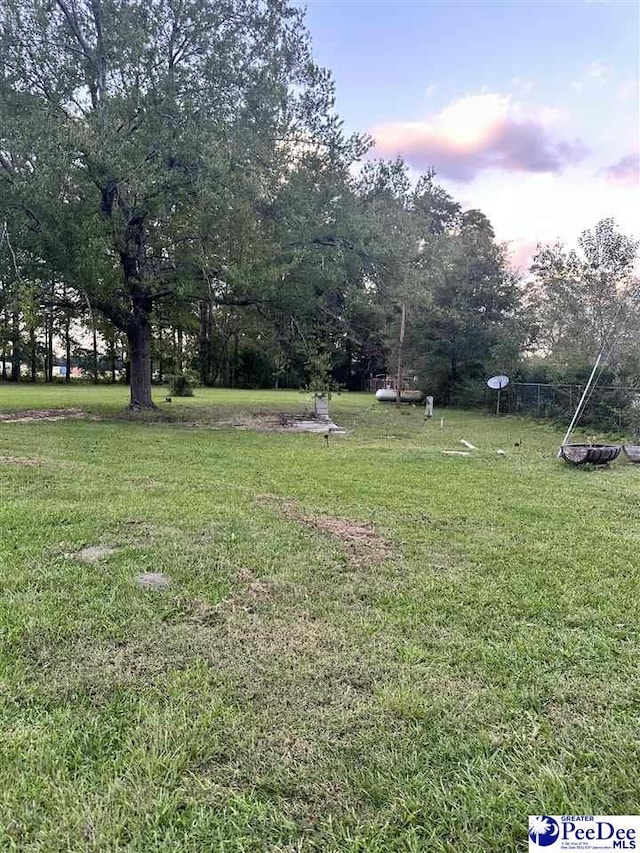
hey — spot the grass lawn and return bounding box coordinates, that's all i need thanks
[0,385,638,851]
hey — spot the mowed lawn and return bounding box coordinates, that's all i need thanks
[0,386,638,852]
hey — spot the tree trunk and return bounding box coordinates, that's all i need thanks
[11,310,20,382]
[92,321,99,384]
[450,350,458,384]
[46,284,54,382]
[176,327,184,373]
[109,339,117,383]
[395,302,406,408]
[65,318,71,383]
[231,333,238,388]
[127,317,155,408]
[1,307,7,381]
[198,300,209,385]
[29,326,37,382]
[47,313,54,382]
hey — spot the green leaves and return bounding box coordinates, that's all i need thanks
[529,219,640,373]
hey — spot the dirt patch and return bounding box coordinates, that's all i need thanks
[76,545,118,563]
[171,569,285,626]
[299,514,391,564]
[137,571,171,589]
[233,566,280,599]
[220,411,346,435]
[283,418,346,435]
[26,635,187,699]
[0,455,41,466]
[0,408,86,423]
[258,496,391,566]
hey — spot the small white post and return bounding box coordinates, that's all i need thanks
[424,396,433,419]
[314,394,329,420]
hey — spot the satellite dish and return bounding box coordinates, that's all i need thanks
[487,375,509,390]
[487,375,509,415]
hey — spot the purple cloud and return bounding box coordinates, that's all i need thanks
[605,153,639,186]
[371,96,588,182]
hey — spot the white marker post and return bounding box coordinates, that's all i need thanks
[424,395,433,419]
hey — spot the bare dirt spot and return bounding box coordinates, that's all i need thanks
[283,418,346,435]
[0,408,87,423]
[226,568,288,610]
[258,495,391,565]
[0,455,41,466]
[220,411,346,435]
[170,569,288,628]
[177,597,222,625]
[137,571,171,589]
[28,635,186,698]
[247,578,273,599]
[77,545,118,563]
[234,566,255,584]
[220,411,286,431]
[300,514,391,564]
[233,566,279,597]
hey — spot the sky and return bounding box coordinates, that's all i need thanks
[302,0,640,269]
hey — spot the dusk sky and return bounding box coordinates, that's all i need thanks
[302,0,639,268]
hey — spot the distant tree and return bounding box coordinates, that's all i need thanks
[529,218,639,374]
[408,206,526,401]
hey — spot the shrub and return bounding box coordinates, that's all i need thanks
[169,373,194,397]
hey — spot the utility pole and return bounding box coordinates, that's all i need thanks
[395,302,406,408]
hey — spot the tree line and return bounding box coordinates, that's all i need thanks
[0,0,637,408]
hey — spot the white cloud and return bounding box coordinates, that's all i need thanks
[511,77,534,96]
[585,60,610,82]
[618,78,638,102]
[571,60,611,92]
[447,166,639,270]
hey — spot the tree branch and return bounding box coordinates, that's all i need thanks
[55,0,95,64]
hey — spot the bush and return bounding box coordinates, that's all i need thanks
[169,373,194,397]
[304,352,342,399]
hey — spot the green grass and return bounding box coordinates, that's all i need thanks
[0,385,638,851]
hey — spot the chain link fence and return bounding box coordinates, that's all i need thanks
[484,382,640,431]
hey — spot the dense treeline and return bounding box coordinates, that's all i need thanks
[0,1,637,408]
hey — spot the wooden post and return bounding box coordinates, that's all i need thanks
[395,302,406,408]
